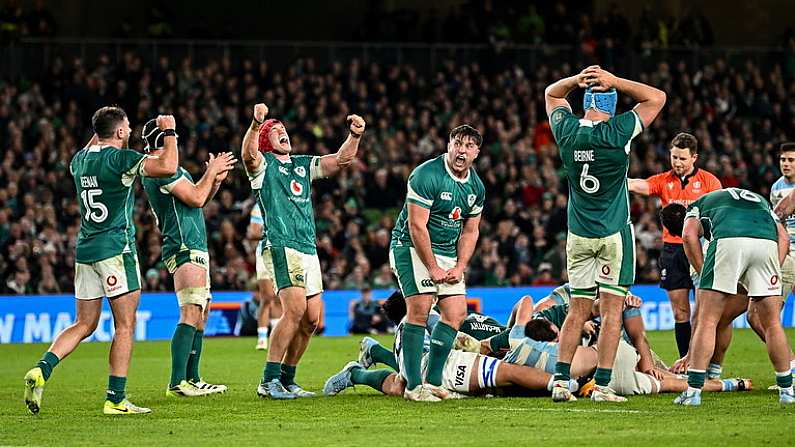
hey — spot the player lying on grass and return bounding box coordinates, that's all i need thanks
[450,289,748,396]
[140,119,234,397]
[323,291,578,398]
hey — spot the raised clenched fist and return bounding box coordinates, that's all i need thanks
[156,115,176,130]
[254,103,269,123]
[347,114,366,135]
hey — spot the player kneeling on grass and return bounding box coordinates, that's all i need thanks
[140,119,235,397]
[677,188,794,406]
[25,108,179,415]
[323,291,575,398]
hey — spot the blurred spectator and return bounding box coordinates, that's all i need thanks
[348,286,392,334]
[0,48,792,295]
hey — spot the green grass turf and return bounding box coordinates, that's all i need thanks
[2,330,795,446]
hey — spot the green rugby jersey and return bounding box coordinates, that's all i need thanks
[459,312,506,340]
[533,304,569,328]
[142,167,209,261]
[70,145,147,263]
[686,188,779,242]
[391,155,485,257]
[550,107,643,238]
[246,152,323,255]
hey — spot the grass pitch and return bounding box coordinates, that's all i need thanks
[2,330,795,446]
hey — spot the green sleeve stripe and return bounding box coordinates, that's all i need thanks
[406,184,433,207]
[407,198,432,209]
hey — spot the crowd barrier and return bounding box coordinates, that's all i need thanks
[1,286,793,344]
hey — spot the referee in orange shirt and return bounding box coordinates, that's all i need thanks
[628,132,722,358]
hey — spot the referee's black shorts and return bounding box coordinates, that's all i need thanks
[659,242,694,291]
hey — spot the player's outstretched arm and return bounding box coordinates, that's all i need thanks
[242,103,267,174]
[445,215,481,284]
[169,152,237,208]
[627,178,650,196]
[143,115,179,177]
[681,217,704,273]
[319,114,366,178]
[407,204,447,283]
[544,66,595,116]
[584,67,666,128]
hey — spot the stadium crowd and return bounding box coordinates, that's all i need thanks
[0,46,794,294]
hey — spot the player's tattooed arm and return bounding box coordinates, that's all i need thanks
[242,103,267,173]
[407,204,447,283]
[143,115,179,177]
[544,66,595,117]
[445,214,481,284]
[320,114,366,177]
[627,178,650,196]
[681,217,704,274]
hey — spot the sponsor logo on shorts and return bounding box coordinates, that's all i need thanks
[660,268,667,280]
[106,275,118,286]
[294,166,306,177]
[449,207,462,220]
[290,180,303,196]
[455,365,467,387]
[440,192,452,201]
[772,275,779,285]
[601,265,611,276]
[295,273,305,282]
[421,279,434,288]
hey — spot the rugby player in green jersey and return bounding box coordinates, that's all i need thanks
[140,119,236,397]
[242,103,366,399]
[389,124,486,401]
[677,188,794,405]
[546,66,666,402]
[24,107,179,415]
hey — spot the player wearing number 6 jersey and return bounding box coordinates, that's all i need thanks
[24,107,179,415]
[545,66,665,402]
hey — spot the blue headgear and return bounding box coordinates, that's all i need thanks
[583,87,617,117]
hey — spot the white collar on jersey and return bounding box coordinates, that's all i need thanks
[87,145,104,152]
[443,155,470,183]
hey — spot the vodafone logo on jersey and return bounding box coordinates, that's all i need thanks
[449,207,462,220]
[290,180,303,196]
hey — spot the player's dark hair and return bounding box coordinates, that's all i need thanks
[660,203,687,237]
[449,124,483,147]
[381,290,406,325]
[92,106,127,139]
[524,319,557,342]
[780,142,795,154]
[670,132,698,155]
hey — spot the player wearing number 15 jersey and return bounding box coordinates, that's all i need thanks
[545,66,665,403]
[24,107,179,415]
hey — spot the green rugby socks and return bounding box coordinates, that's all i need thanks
[170,323,197,387]
[186,329,204,382]
[107,375,127,404]
[426,321,457,387]
[370,343,399,371]
[36,351,60,381]
[351,367,392,393]
[281,364,298,387]
[400,323,425,390]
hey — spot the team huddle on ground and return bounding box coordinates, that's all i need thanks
[21,65,795,414]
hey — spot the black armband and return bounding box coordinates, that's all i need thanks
[163,129,177,138]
